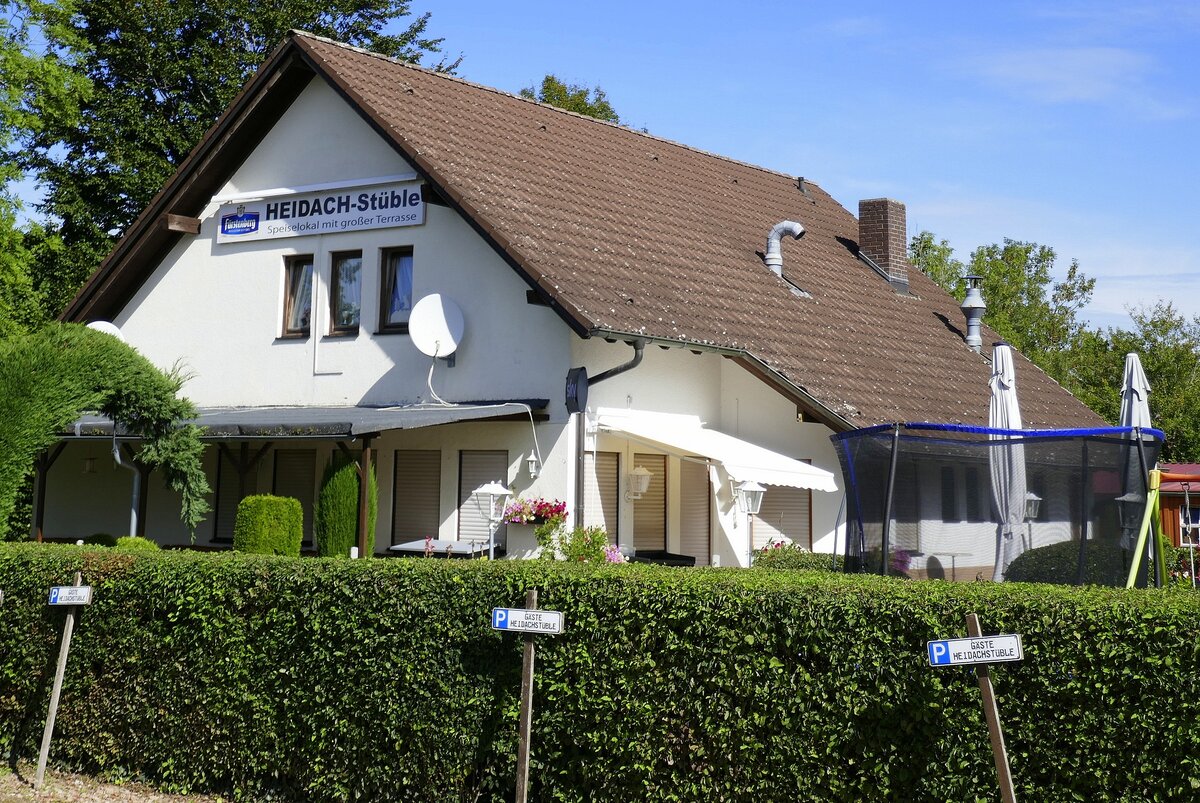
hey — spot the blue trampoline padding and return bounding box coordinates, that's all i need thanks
[831,422,1165,441]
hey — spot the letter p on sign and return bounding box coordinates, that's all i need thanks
[928,641,949,665]
[492,609,507,629]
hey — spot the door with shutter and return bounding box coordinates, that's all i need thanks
[272,449,315,546]
[458,450,508,547]
[752,485,812,550]
[632,453,666,552]
[393,450,441,544]
[679,459,710,565]
[214,450,258,542]
[583,452,619,535]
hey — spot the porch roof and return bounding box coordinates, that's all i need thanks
[64,400,549,440]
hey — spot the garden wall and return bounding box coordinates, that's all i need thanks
[0,543,1197,801]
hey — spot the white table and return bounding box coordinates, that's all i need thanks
[388,539,491,558]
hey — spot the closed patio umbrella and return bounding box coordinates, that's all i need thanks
[1118,352,1152,549]
[989,343,1027,581]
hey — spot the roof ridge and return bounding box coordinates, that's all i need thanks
[289,30,825,190]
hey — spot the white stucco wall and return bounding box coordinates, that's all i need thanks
[113,78,570,417]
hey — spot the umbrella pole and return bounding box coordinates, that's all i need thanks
[879,424,901,575]
[1076,441,1089,585]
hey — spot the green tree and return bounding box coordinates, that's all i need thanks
[0,323,210,540]
[15,0,454,318]
[0,2,89,330]
[910,232,1096,388]
[519,74,620,122]
[1108,303,1200,461]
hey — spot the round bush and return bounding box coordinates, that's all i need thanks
[115,535,161,553]
[1005,539,1129,586]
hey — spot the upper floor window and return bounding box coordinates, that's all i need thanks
[379,247,414,333]
[282,255,313,337]
[330,250,362,335]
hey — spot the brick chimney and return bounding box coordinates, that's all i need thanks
[858,198,909,293]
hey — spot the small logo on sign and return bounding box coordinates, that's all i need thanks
[220,204,259,236]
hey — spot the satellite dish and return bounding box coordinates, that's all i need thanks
[86,321,126,342]
[409,294,465,358]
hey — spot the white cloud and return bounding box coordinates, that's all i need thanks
[966,45,1190,120]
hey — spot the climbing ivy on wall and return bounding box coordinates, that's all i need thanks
[0,323,210,539]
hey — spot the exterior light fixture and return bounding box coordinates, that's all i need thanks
[734,480,767,516]
[625,465,653,501]
[473,480,512,559]
[526,451,540,479]
[1023,491,1042,521]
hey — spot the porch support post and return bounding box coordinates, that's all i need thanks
[32,443,66,543]
[356,437,373,558]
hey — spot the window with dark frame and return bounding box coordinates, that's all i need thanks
[282,255,313,337]
[965,467,985,522]
[379,247,414,333]
[941,466,957,522]
[330,250,362,334]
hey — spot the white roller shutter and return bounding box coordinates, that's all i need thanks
[679,459,710,565]
[272,449,315,545]
[752,485,812,550]
[583,451,619,535]
[632,453,666,552]
[393,450,441,544]
[458,450,508,545]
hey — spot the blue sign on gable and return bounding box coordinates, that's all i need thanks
[220,208,260,237]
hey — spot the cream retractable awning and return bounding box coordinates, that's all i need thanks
[595,411,838,492]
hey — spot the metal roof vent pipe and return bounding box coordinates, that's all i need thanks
[764,220,805,276]
[961,274,986,352]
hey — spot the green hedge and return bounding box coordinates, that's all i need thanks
[233,495,302,557]
[752,542,843,572]
[0,543,1198,801]
[314,458,376,557]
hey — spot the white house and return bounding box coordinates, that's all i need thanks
[41,33,1102,566]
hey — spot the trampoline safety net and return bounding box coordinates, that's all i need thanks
[832,424,1165,586]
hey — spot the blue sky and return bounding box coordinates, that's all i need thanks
[413,1,1198,331]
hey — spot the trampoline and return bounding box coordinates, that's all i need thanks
[831,423,1165,587]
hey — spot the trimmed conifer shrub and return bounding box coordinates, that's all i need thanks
[313,458,376,557]
[232,495,302,557]
[115,535,161,553]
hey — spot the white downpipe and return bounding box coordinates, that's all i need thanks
[111,440,139,537]
[764,220,805,276]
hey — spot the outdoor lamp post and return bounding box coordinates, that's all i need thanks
[1023,491,1041,521]
[734,480,767,566]
[735,480,767,516]
[1023,491,1042,552]
[474,481,512,560]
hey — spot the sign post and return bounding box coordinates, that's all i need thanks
[492,591,564,803]
[927,613,1021,803]
[37,572,93,788]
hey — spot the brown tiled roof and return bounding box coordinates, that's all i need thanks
[66,32,1103,430]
